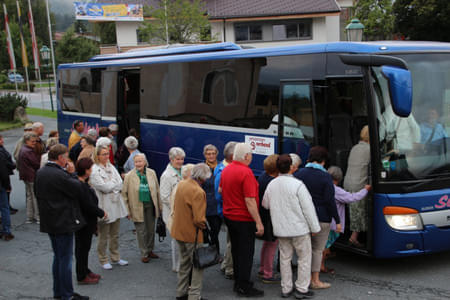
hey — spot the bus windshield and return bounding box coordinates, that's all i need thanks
[374,53,450,181]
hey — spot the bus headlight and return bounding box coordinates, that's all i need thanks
[383,206,423,231]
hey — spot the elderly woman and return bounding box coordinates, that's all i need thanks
[289,153,302,173]
[160,147,185,272]
[123,136,141,174]
[344,125,371,248]
[90,145,128,270]
[167,163,195,232]
[258,154,279,283]
[294,146,341,289]
[75,158,106,284]
[201,144,221,255]
[78,137,96,162]
[18,132,41,224]
[122,153,161,263]
[172,163,211,300]
[40,137,60,167]
[321,166,371,274]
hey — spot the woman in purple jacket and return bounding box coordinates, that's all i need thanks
[321,166,371,274]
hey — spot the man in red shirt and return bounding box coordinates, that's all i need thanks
[220,143,264,298]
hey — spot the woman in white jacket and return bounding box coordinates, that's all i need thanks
[262,154,320,299]
[90,144,128,270]
[160,147,185,272]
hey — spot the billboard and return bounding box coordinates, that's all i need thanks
[74,2,143,21]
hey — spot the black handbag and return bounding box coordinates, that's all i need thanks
[156,216,166,242]
[192,227,220,269]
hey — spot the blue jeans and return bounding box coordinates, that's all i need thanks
[49,233,74,300]
[0,188,11,235]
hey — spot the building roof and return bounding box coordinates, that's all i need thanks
[206,0,340,19]
[96,0,341,19]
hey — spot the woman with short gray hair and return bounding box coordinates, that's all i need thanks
[233,143,252,162]
[160,146,186,272]
[123,136,141,174]
[290,153,302,172]
[171,163,210,300]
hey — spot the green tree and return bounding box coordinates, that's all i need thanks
[55,27,99,64]
[354,0,395,40]
[140,0,210,44]
[393,0,450,41]
[93,22,117,45]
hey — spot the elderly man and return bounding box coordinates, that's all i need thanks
[171,163,211,300]
[262,154,320,299]
[35,144,89,300]
[14,122,45,161]
[68,120,84,151]
[220,143,264,297]
[214,141,237,279]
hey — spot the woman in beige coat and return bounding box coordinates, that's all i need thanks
[122,153,162,263]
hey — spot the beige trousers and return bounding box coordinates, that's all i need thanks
[177,241,203,300]
[311,222,331,272]
[97,219,121,265]
[25,182,39,221]
[279,235,312,293]
[220,229,233,276]
[134,201,156,257]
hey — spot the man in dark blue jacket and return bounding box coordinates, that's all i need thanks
[0,134,14,241]
[35,144,89,300]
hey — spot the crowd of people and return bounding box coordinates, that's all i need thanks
[0,120,373,300]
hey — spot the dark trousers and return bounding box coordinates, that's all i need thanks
[75,224,95,281]
[224,217,256,291]
[206,215,222,255]
[49,233,74,300]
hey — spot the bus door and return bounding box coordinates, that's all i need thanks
[277,80,317,158]
[101,70,118,128]
[117,69,141,146]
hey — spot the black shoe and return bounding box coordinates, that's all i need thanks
[53,297,61,300]
[236,286,264,298]
[176,295,188,300]
[281,289,293,298]
[294,290,314,299]
[224,273,234,280]
[71,292,89,300]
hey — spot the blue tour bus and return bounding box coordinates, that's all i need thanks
[57,41,450,258]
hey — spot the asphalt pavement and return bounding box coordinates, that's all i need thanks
[1,116,450,299]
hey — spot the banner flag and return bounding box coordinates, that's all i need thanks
[3,4,17,71]
[27,0,40,69]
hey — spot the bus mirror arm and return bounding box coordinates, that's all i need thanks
[339,54,409,70]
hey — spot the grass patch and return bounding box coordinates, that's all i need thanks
[33,82,55,88]
[26,107,57,119]
[0,121,23,131]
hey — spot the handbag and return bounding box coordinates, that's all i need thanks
[156,216,166,242]
[192,227,220,269]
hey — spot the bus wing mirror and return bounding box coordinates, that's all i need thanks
[381,66,412,117]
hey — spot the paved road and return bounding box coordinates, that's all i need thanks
[13,88,56,111]
[1,116,450,299]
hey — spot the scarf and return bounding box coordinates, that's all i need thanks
[305,162,327,173]
[136,169,151,203]
[206,160,217,170]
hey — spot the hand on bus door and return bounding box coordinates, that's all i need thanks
[336,223,342,233]
[365,184,372,191]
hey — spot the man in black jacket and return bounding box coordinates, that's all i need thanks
[35,144,89,300]
[0,134,14,241]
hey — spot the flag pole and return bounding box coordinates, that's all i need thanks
[17,0,30,93]
[3,4,18,94]
[45,0,57,88]
[28,0,44,108]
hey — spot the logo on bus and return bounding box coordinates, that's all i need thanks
[435,195,450,209]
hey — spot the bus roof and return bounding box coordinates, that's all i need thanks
[59,41,450,70]
[88,42,242,62]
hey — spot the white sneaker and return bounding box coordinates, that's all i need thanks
[102,263,113,270]
[112,259,128,266]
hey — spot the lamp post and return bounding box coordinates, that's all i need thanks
[345,18,365,42]
[40,45,54,112]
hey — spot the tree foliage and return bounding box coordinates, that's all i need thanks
[354,0,395,40]
[140,0,210,44]
[55,27,99,64]
[393,0,450,41]
[93,22,117,45]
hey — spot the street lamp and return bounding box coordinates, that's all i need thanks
[40,45,54,112]
[345,19,365,42]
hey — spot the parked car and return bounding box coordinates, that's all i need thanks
[8,73,24,83]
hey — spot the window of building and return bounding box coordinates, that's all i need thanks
[235,24,263,41]
[272,20,312,40]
